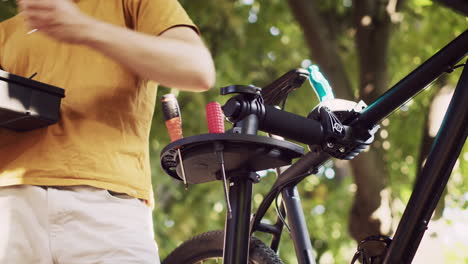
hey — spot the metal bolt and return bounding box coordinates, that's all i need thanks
[339,147,346,153]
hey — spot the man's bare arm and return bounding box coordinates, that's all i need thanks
[18,0,216,92]
[82,23,215,92]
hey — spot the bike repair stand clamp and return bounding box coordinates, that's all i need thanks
[219,85,262,264]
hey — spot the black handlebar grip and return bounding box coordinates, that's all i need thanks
[162,94,183,142]
[260,105,324,145]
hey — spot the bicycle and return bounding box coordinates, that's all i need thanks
[159,29,467,264]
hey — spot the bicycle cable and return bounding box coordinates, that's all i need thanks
[272,97,291,232]
[274,193,291,232]
[447,63,466,73]
[267,96,295,233]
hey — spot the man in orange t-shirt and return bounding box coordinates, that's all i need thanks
[0,0,215,263]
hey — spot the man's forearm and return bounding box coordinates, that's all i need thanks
[82,20,215,92]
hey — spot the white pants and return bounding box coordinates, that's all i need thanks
[0,185,160,264]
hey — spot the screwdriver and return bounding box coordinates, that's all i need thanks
[162,94,188,189]
[206,102,232,218]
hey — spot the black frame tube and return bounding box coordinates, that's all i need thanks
[251,151,329,232]
[354,30,467,129]
[383,62,468,263]
[282,185,317,264]
[224,176,254,264]
[223,115,258,264]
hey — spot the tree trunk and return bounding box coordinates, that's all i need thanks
[353,0,392,101]
[287,0,354,100]
[349,149,390,240]
[349,0,396,246]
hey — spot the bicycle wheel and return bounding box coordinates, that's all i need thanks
[162,230,284,264]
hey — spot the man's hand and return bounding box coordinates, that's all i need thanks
[18,0,95,43]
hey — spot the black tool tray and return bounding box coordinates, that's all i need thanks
[160,133,304,184]
[0,70,65,131]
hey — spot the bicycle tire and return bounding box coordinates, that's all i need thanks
[162,230,284,264]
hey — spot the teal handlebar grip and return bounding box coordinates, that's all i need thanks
[308,65,335,102]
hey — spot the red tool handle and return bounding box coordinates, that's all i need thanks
[162,94,183,142]
[206,102,225,134]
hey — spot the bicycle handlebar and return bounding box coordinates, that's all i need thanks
[222,85,375,160]
[259,105,324,145]
[222,92,325,146]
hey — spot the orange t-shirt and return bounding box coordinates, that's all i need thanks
[0,0,197,202]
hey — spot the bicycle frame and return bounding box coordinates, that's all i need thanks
[235,30,467,264]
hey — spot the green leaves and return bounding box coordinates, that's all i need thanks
[0,0,16,21]
[412,0,434,8]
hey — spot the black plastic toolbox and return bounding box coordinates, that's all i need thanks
[0,70,65,131]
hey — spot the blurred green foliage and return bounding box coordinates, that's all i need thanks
[0,1,16,21]
[0,0,466,262]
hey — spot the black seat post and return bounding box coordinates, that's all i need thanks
[223,104,259,264]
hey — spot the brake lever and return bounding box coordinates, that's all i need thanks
[261,69,309,106]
